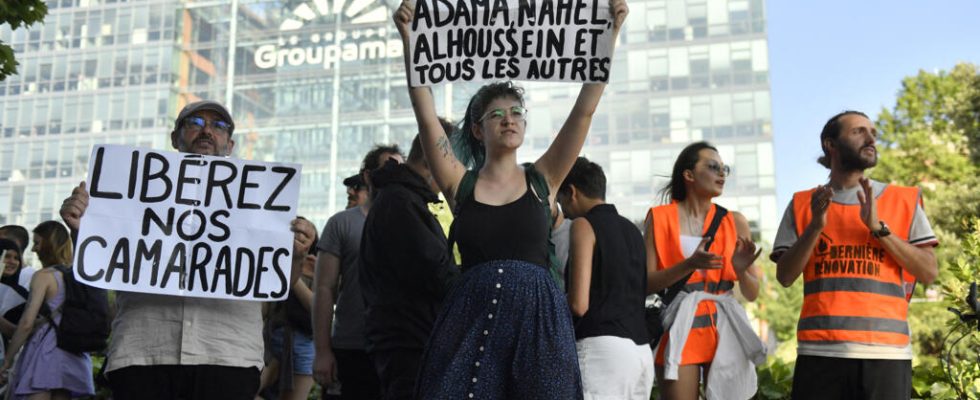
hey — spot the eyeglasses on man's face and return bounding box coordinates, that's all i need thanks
[183,116,232,134]
[479,106,528,123]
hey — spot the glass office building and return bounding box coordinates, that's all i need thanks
[0,0,775,242]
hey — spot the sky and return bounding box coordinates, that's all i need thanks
[767,0,980,208]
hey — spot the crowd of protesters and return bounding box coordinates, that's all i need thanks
[0,0,940,398]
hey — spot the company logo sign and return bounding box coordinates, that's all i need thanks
[254,0,402,70]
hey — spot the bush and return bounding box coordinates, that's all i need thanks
[754,358,794,400]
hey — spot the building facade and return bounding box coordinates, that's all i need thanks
[0,0,775,244]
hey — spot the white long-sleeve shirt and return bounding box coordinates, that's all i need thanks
[659,291,767,400]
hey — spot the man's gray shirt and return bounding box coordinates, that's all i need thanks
[317,206,368,350]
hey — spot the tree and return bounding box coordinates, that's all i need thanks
[0,0,48,81]
[871,63,980,398]
[873,63,980,240]
[872,62,980,291]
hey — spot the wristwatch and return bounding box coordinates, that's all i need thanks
[872,221,891,238]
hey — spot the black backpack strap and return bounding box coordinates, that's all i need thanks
[522,163,551,213]
[38,265,71,329]
[662,205,729,304]
[522,163,563,288]
[451,169,479,216]
[701,205,728,251]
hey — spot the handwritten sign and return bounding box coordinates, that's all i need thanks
[409,0,615,86]
[73,145,301,301]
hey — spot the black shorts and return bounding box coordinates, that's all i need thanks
[106,364,260,400]
[791,355,911,400]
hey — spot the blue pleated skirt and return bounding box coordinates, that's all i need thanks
[416,260,583,400]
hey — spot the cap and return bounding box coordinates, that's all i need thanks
[342,173,364,188]
[174,100,235,135]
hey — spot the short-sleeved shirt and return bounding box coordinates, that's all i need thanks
[771,180,938,360]
[317,206,368,350]
[106,293,263,372]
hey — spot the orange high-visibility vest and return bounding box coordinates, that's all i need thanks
[649,202,738,365]
[792,184,921,347]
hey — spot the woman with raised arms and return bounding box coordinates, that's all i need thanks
[393,0,627,397]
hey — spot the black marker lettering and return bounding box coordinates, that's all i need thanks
[90,147,123,200]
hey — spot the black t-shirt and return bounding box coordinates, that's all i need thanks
[574,204,650,344]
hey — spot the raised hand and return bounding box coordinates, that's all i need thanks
[610,0,629,32]
[684,236,724,272]
[291,218,317,256]
[856,177,881,232]
[60,181,89,231]
[393,0,413,41]
[732,236,762,274]
[810,184,834,229]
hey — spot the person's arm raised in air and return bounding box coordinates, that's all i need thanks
[534,0,629,197]
[393,3,466,204]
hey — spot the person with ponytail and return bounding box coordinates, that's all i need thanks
[0,220,94,399]
[644,142,763,400]
[391,0,628,397]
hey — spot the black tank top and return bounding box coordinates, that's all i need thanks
[451,176,549,271]
[574,204,650,344]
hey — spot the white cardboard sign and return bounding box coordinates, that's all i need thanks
[73,144,301,302]
[408,0,616,86]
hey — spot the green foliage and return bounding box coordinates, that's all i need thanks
[754,358,794,400]
[756,258,803,344]
[873,63,980,240]
[869,63,980,399]
[89,354,112,399]
[913,361,960,400]
[908,302,949,364]
[936,219,980,399]
[908,219,980,400]
[0,0,48,81]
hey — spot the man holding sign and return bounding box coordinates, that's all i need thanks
[59,100,317,400]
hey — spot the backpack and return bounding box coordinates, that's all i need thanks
[40,265,110,354]
[449,163,564,287]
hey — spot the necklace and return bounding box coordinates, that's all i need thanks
[683,210,704,236]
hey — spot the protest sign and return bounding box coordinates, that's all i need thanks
[408,0,615,86]
[72,144,301,302]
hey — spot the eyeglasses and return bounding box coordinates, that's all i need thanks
[183,116,232,134]
[705,162,731,177]
[479,106,527,123]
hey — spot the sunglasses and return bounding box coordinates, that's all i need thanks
[705,161,731,177]
[183,116,232,134]
[479,106,528,123]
